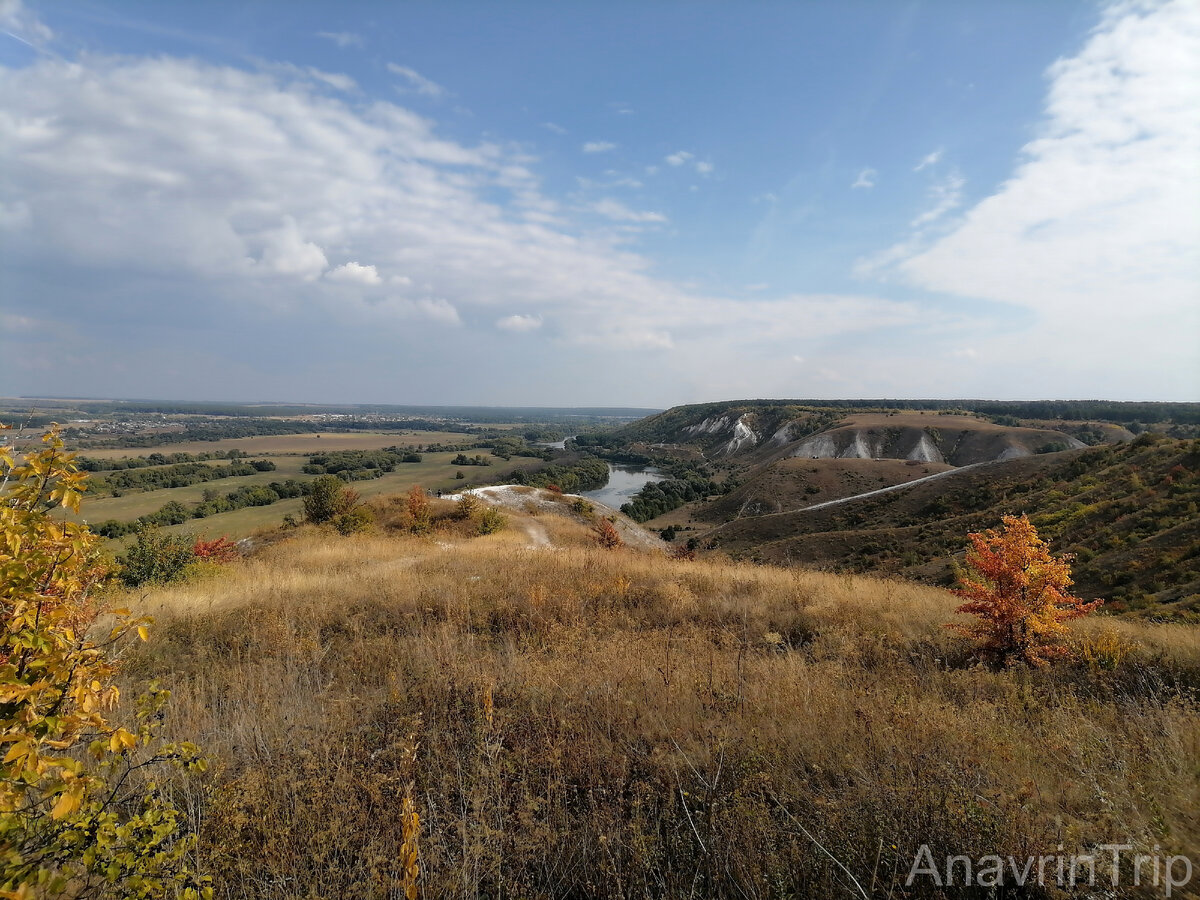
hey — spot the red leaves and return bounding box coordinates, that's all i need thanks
[192,536,239,564]
[949,514,1101,666]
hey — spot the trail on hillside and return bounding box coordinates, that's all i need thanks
[796,462,985,512]
[707,462,992,538]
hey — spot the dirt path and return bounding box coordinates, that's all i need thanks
[518,518,551,549]
[796,462,985,512]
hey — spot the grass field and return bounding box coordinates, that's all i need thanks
[76,449,548,540]
[119,521,1200,898]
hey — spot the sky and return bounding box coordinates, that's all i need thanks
[1,0,1197,407]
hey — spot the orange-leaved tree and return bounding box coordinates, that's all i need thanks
[1,424,210,898]
[949,513,1101,666]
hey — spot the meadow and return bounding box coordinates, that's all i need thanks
[66,430,546,540]
[119,506,1200,899]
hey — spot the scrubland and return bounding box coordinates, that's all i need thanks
[123,514,1199,898]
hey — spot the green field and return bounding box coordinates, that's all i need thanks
[72,444,546,541]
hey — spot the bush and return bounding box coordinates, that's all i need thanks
[303,475,358,524]
[333,505,375,535]
[949,514,1101,666]
[118,528,197,587]
[405,485,433,534]
[454,493,480,521]
[192,536,239,563]
[477,507,507,535]
[593,518,623,550]
[0,425,209,896]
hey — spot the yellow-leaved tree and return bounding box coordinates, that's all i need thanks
[0,425,210,899]
[949,513,1101,667]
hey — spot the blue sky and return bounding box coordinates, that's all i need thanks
[1,0,1197,406]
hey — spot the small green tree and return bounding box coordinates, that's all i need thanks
[117,527,196,587]
[302,475,357,524]
[453,493,480,522]
[1,424,210,898]
[477,507,507,535]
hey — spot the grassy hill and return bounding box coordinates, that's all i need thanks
[704,436,1200,618]
[121,506,1199,898]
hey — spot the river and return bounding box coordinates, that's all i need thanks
[579,463,667,510]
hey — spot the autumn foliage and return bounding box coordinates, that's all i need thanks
[191,536,239,563]
[950,513,1101,666]
[0,425,208,897]
[593,517,623,550]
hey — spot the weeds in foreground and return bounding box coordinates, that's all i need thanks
[124,531,1199,899]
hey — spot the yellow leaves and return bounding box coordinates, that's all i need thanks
[50,784,82,820]
[950,514,1101,666]
[108,729,137,753]
[399,793,420,900]
[138,625,150,642]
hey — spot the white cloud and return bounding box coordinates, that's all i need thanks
[496,314,542,332]
[326,261,381,285]
[869,0,1200,397]
[592,198,667,223]
[695,161,714,175]
[665,150,693,166]
[851,168,877,189]
[0,0,52,46]
[386,63,446,98]
[913,149,942,172]
[306,68,356,92]
[407,297,461,326]
[0,52,949,402]
[316,31,363,48]
[582,141,616,153]
[258,217,327,280]
[542,122,567,134]
[909,171,964,228]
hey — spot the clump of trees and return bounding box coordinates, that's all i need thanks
[510,458,609,494]
[303,448,421,481]
[452,453,492,467]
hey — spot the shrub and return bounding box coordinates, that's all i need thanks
[594,518,623,550]
[949,514,1101,666]
[477,507,507,535]
[118,527,197,587]
[454,493,480,521]
[192,536,239,563]
[303,474,358,524]
[333,505,375,535]
[405,485,433,535]
[0,424,209,897]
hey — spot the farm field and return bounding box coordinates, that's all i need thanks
[74,446,548,541]
[75,430,474,459]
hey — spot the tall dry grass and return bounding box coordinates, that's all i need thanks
[121,523,1200,899]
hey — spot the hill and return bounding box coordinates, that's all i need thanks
[122,501,1199,898]
[621,405,1100,464]
[703,436,1200,618]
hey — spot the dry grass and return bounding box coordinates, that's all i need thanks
[119,521,1200,899]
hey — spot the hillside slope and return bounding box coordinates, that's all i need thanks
[125,522,1200,898]
[705,437,1200,617]
[620,403,1093,465]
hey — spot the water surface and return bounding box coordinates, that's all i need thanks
[579,463,666,510]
